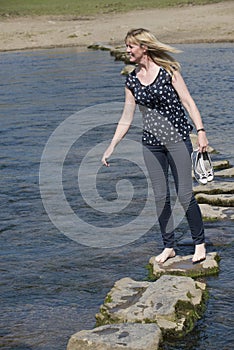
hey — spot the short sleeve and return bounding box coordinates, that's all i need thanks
[163,69,172,83]
[125,71,135,92]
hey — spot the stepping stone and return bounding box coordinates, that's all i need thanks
[213,160,231,170]
[215,167,234,177]
[121,64,135,75]
[95,275,206,338]
[67,323,162,350]
[190,134,215,153]
[196,193,234,207]
[193,181,234,194]
[149,252,219,279]
[199,203,234,220]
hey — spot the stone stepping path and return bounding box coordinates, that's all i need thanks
[67,252,219,350]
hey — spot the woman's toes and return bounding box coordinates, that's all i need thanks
[155,248,175,264]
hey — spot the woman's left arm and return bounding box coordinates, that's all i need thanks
[172,70,208,152]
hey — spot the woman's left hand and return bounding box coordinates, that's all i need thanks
[197,131,208,153]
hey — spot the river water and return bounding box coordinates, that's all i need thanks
[0,44,233,349]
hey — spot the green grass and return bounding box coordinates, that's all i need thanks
[0,0,224,17]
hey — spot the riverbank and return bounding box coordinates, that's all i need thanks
[0,1,233,52]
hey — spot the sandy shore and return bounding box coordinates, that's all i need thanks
[0,1,233,52]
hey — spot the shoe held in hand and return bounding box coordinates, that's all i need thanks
[191,149,214,185]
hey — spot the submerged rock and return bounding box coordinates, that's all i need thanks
[178,227,234,247]
[67,323,162,350]
[149,252,219,279]
[87,43,114,51]
[95,275,207,338]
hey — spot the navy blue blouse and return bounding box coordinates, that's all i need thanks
[125,67,193,145]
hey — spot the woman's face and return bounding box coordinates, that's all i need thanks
[125,41,146,63]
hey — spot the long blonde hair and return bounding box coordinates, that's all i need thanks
[125,28,181,74]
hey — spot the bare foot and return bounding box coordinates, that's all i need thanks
[155,248,176,264]
[192,243,206,264]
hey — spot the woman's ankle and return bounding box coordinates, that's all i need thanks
[192,243,206,263]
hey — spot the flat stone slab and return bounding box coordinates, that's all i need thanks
[96,275,206,338]
[67,323,162,350]
[149,252,219,279]
[193,181,234,194]
[213,160,231,170]
[192,180,234,220]
[215,167,234,177]
[88,43,114,51]
[121,64,135,75]
[110,48,130,63]
[196,193,234,207]
[199,203,234,220]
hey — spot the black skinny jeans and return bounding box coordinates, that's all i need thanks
[143,137,205,248]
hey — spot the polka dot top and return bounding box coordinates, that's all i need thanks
[125,67,193,145]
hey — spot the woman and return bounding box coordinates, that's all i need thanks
[102,28,207,264]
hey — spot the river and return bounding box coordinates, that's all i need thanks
[0,44,233,349]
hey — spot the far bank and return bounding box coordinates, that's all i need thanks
[0,1,233,52]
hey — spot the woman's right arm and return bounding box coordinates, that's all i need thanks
[101,87,136,166]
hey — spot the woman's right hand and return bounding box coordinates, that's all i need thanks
[101,144,114,167]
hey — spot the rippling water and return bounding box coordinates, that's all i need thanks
[0,44,233,350]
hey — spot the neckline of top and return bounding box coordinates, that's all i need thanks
[135,67,162,87]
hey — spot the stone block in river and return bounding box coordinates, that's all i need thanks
[193,181,234,195]
[110,48,130,63]
[193,177,234,220]
[196,193,234,207]
[199,203,234,220]
[149,252,220,279]
[87,43,114,51]
[212,160,231,170]
[215,167,234,177]
[67,323,162,350]
[190,134,215,153]
[121,64,135,75]
[95,275,207,338]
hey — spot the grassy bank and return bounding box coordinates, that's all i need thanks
[0,0,224,17]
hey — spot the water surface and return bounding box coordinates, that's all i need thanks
[0,44,233,350]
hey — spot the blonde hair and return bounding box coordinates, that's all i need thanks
[125,28,181,74]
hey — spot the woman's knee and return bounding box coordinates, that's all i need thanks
[177,190,194,207]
